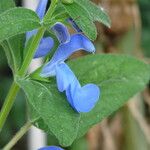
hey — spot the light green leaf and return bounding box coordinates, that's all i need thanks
[18,54,150,146]
[74,0,111,27]
[1,35,25,73]
[61,0,74,4]
[18,79,80,146]
[0,0,15,14]
[0,7,41,42]
[63,2,97,41]
[0,0,25,73]
[62,0,110,40]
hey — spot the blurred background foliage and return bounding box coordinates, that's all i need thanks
[138,0,150,57]
[0,0,150,149]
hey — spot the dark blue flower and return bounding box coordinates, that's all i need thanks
[26,0,54,58]
[38,146,63,150]
[40,22,100,113]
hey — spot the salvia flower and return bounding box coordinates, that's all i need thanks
[40,22,100,113]
[56,63,100,112]
[40,22,95,77]
[51,22,70,44]
[26,0,54,58]
[38,146,64,150]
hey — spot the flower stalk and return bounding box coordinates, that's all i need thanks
[3,121,32,150]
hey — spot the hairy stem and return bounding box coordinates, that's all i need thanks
[3,122,32,150]
[18,27,45,77]
[0,27,45,133]
[0,82,19,132]
[44,0,58,22]
[0,0,57,137]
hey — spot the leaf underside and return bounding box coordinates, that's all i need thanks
[0,0,40,73]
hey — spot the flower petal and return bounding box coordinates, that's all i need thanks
[55,63,100,113]
[66,79,80,109]
[67,18,82,32]
[72,84,100,113]
[41,34,95,77]
[36,0,48,20]
[51,22,70,44]
[38,146,64,150]
[34,37,54,58]
[55,63,76,92]
[26,29,37,41]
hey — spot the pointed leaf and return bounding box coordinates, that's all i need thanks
[18,54,150,146]
[0,0,15,13]
[0,0,25,73]
[1,35,25,72]
[0,7,41,42]
[74,0,111,27]
[18,79,80,146]
[67,54,150,138]
[63,2,97,41]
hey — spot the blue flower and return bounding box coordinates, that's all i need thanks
[56,63,100,112]
[26,0,54,58]
[40,32,95,77]
[40,22,100,113]
[38,146,64,150]
[51,22,70,44]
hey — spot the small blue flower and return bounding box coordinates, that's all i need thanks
[26,0,54,58]
[51,22,70,44]
[40,32,95,77]
[56,63,100,113]
[40,22,100,113]
[38,146,64,150]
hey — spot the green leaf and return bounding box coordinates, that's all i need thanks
[62,0,110,40]
[18,54,150,146]
[0,7,40,42]
[0,0,25,73]
[68,54,150,138]
[61,0,74,4]
[18,79,80,146]
[74,0,111,28]
[63,2,97,41]
[1,35,25,73]
[0,0,15,14]
[30,66,50,83]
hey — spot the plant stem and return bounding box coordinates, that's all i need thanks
[0,0,57,136]
[18,27,45,77]
[3,122,32,150]
[0,82,19,132]
[43,0,58,22]
[0,28,45,132]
